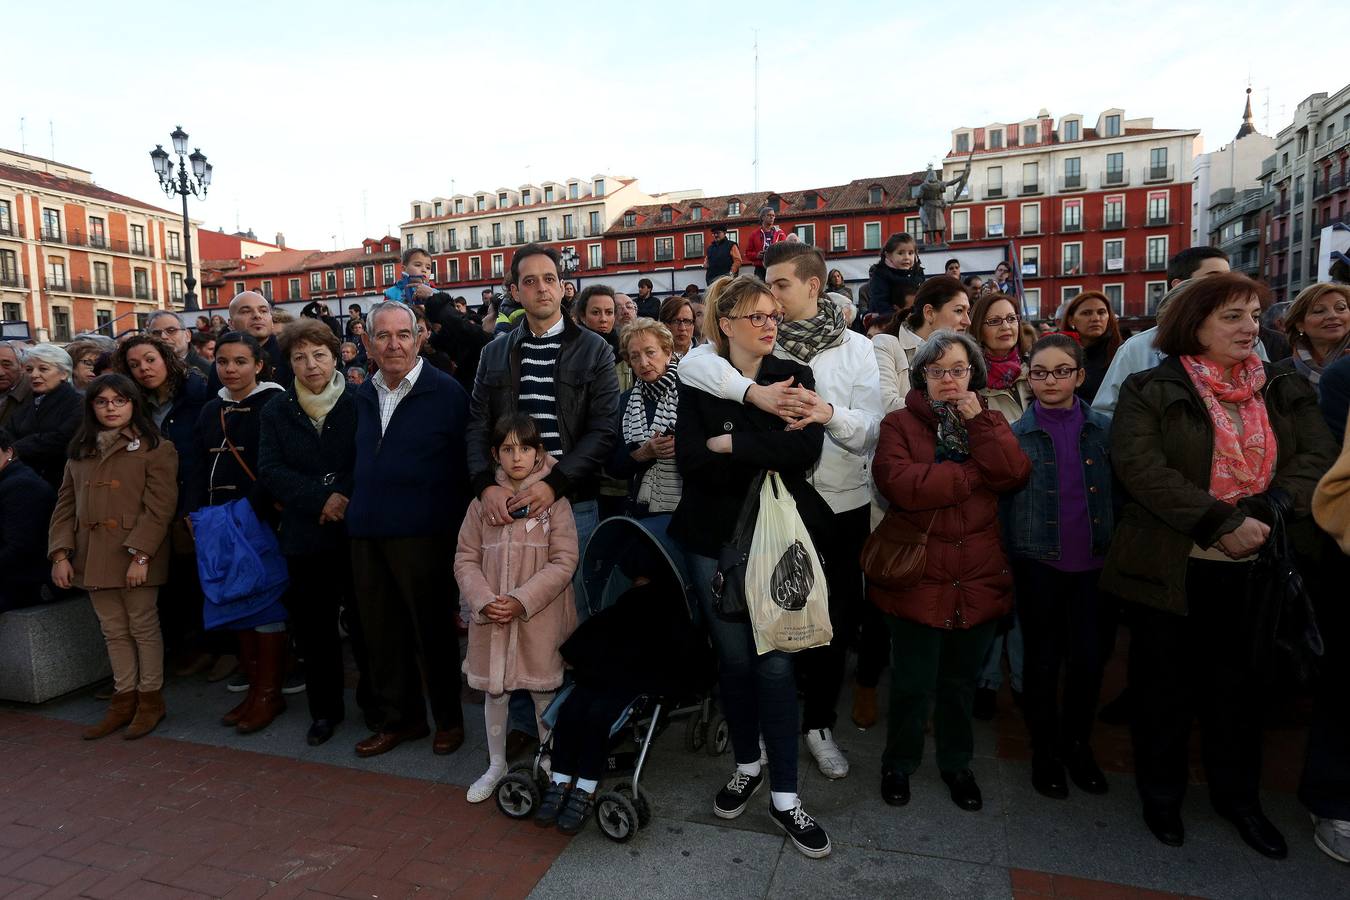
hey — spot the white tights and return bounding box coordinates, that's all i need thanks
[484,690,554,773]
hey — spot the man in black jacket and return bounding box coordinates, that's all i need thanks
[208,292,293,390]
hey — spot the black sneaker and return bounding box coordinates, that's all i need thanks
[555,788,594,836]
[713,769,764,819]
[534,781,570,828]
[769,800,832,859]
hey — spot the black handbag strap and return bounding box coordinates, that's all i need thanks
[731,471,766,550]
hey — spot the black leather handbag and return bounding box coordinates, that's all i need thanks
[710,471,765,622]
[1251,491,1323,685]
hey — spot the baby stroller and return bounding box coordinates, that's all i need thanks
[494,516,722,842]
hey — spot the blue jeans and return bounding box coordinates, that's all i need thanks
[688,553,799,793]
[977,612,1024,693]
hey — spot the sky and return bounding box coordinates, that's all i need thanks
[3,0,1340,253]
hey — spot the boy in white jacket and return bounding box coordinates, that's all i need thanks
[678,242,883,780]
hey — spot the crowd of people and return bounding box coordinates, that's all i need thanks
[1,234,1349,865]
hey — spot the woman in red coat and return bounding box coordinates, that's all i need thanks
[870,330,1031,812]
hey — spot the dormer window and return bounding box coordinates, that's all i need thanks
[413,204,422,219]
[523,189,532,204]
[1023,124,1038,146]
[594,178,605,196]
[766,195,781,213]
[1062,119,1080,141]
[690,206,703,221]
[433,201,443,216]
[727,199,741,216]
[454,199,464,214]
[498,192,508,208]
[545,186,555,202]
[868,186,883,205]
[383,242,391,252]
[568,183,579,200]
[476,196,486,211]
[1104,114,1121,137]
[955,132,970,153]
[365,245,372,255]
[989,129,1004,149]
[659,206,673,223]
[623,211,637,227]
[803,191,817,210]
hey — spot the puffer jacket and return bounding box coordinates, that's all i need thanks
[1101,356,1337,615]
[869,389,1031,629]
[467,316,620,503]
[866,262,926,319]
[454,456,578,694]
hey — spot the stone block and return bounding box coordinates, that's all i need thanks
[0,596,110,703]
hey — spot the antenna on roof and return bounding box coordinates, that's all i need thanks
[48,120,54,166]
[18,117,25,154]
[753,30,760,192]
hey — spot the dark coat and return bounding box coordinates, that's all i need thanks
[869,389,1032,629]
[1076,337,1113,404]
[0,459,56,609]
[866,262,926,318]
[425,292,491,395]
[1,381,81,489]
[347,362,470,539]
[669,356,831,559]
[196,385,284,510]
[257,382,357,556]
[157,371,210,517]
[467,316,620,503]
[1101,356,1338,615]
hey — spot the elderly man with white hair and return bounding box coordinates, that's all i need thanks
[345,300,472,759]
[0,341,32,428]
[146,310,210,376]
[0,343,81,487]
[207,292,292,391]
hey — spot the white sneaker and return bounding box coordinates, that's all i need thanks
[805,728,849,780]
[466,766,505,803]
[1313,815,1350,863]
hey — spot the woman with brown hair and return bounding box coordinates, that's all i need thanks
[1103,273,1337,857]
[1280,282,1350,396]
[658,296,697,359]
[1059,291,1122,403]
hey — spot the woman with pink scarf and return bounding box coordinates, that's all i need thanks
[1102,274,1337,859]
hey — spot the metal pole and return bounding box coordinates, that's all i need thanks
[180,180,198,312]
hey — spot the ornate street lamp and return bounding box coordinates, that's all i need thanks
[559,246,580,275]
[149,125,211,312]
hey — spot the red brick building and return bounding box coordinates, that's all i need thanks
[201,236,402,312]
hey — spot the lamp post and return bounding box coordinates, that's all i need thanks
[149,125,212,312]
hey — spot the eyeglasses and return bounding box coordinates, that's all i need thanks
[725,312,784,329]
[1028,366,1081,381]
[149,327,183,338]
[669,318,695,327]
[92,396,130,409]
[983,314,1019,328]
[75,358,96,369]
[923,365,971,381]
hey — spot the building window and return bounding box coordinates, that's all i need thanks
[454,199,464,214]
[233,281,245,295]
[1149,147,1169,180]
[830,225,848,251]
[311,272,322,292]
[1105,152,1125,185]
[51,307,71,341]
[619,239,638,264]
[1062,242,1082,276]
[950,210,969,241]
[1061,286,1082,305]
[1021,204,1040,235]
[1147,236,1168,269]
[1103,283,1124,315]
[498,192,508,209]
[1104,196,1124,229]
[46,256,66,290]
[135,269,151,300]
[955,132,970,153]
[905,216,921,237]
[167,231,181,259]
[867,186,883,205]
[1021,246,1039,277]
[568,183,579,200]
[469,225,480,248]
[476,196,486,212]
[659,207,673,224]
[469,257,481,279]
[588,211,602,235]
[986,166,1003,197]
[654,237,674,261]
[344,268,355,289]
[793,224,816,246]
[522,189,532,205]
[863,222,882,250]
[413,204,422,219]
[2,300,19,320]
[89,216,106,248]
[383,263,395,284]
[96,308,112,330]
[426,230,438,253]
[588,244,603,269]
[1103,239,1124,272]
[364,245,373,255]
[728,199,742,216]
[362,266,374,288]
[93,262,110,294]
[42,208,61,240]
[433,201,442,216]
[537,218,550,240]
[288,278,301,300]
[986,207,1004,237]
[259,280,272,301]
[0,200,11,235]
[623,212,636,227]
[1062,119,1080,141]
[446,259,459,281]
[1062,199,1082,232]
[1147,193,1169,225]
[1021,162,1040,194]
[989,128,1004,149]
[491,254,504,278]
[1064,157,1081,189]
[594,178,605,197]
[563,214,575,239]
[0,249,15,284]
[1104,114,1121,137]
[491,223,502,246]
[691,206,703,221]
[130,224,146,254]
[684,233,704,257]
[1024,288,1041,316]
[1146,281,1167,315]
[326,271,337,290]
[1023,124,1038,146]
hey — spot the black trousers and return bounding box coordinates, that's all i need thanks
[285,550,373,725]
[1014,560,1112,757]
[550,684,635,782]
[1129,559,1265,814]
[797,505,871,731]
[350,534,464,733]
[1299,549,1350,820]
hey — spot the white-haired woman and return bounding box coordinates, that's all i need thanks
[0,344,82,488]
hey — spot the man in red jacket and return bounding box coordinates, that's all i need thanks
[744,207,787,280]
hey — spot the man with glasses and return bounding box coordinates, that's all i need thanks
[146,310,209,376]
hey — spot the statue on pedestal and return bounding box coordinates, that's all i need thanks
[918,156,972,246]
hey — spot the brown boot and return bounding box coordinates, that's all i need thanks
[221,631,259,727]
[84,691,137,740]
[124,690,166,740]
[237,632,287,734]
[851,684,878,730]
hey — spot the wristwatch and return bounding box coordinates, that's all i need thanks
[127,547,150,566]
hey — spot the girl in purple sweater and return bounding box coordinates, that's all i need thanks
[1000,334,1116,801]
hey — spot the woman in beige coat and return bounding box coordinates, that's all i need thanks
[455,413,579,803]
[49,374,178,740]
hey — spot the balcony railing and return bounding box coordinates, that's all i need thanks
[1269,236,1289,253]
[1019,224,1040,236]
[1061,260,1083,276]
[166,249,183,261]
[1101,257,1126,274]
[1058,174,1083,191]
[45,275,68,291]
[950,231,969,242]
[0,273,27,289]
[1017,179,1046,197]
[1101,215,1125,231]
[1146,214,1170,227]
[40,227,82,246]
[1143,164,1176,184]
[983,186,1006,200]
[584,225,605,237]
[1099,170,1130,188]
[468,239,482,250]
[1270,273,1288,289]
[1273,200,1291,216]
[133,285,157,301]
[562,228,577,240]
[538,228,551,241]
[1061,221,1083,233]
[1313,130,1350,161]
[984,224,1005,238]
[1146,257,1168,271]
[490,236,505,247]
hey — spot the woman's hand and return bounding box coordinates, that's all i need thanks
[952,391,983,420]
[706,434,733,454]
[319,492,349,524]
[1217,517,1271,558]
[126,558,148,589]
[51,558,73,590]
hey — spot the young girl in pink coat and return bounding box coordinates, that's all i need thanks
[455,413,579,802]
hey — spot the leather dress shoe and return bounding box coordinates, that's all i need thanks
[880,767,910,807]
[1217,807,1287,859]
[1065,746,1108,795]
[1143,807,1185,847]
[940,769,983,811]
[354,724,430,758]
[1031,756,1068,800]
[307,718,339,747]
[433,726,465,755]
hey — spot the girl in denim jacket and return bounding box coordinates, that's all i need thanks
[1000,334,1115,802]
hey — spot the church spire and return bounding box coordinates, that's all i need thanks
[1235,87,1256,139]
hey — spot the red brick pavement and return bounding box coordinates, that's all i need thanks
[1010,868,1195,899]
[0,710,570,899]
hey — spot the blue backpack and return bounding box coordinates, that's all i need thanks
[189,498,289,630]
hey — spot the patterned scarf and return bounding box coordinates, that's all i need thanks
[622,358,682,513]
[1180,354,1277,503]
[1292,347,1324,393]
[776,295,849,363]
[984,348,1024,391]
[929,401,971,462]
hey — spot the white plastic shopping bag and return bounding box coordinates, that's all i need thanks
[745,472,833,654]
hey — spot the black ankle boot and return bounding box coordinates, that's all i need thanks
[1065,744,1108,795]
[1031,755,1068,799]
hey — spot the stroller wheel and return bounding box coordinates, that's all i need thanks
[595,791,639,843]
[613,780,653,829]
[495,772,540,819]
[707,713,731,756]
[685,714,708,753]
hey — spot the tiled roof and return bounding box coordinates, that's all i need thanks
[0,162,176,215]
[605,173,924,235]
[209,243,401,279]
[944,126,1186,159]
[401,178,638,227]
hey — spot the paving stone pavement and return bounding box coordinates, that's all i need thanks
[0,645,1344,898]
